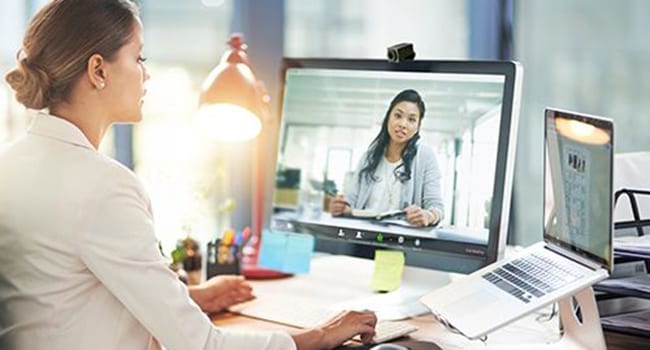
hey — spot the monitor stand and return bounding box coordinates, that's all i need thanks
[329,257,457,321]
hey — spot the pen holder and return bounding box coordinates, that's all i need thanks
[206,239,241,278]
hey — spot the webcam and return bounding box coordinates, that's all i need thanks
[387,43,415,62]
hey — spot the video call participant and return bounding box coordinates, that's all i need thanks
[330,89,444,227]
[0,1,376,349]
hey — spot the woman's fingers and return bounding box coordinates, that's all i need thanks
[318,310,377,348]
[404,205,428,227]
[330,195,349,216]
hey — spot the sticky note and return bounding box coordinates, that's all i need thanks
[258,229,315,274]
[258,229,287,270]
[371,250,405,292]
[284,233,315,273]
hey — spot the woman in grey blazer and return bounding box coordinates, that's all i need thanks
[330,89,444,227]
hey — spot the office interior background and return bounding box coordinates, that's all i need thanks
[1,0,649,254]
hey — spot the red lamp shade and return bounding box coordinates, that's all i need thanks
[197,34,263,142]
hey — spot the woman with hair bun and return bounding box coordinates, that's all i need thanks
[0,1,375,350]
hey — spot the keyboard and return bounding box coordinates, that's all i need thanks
[230,299,418,343]
[481,252,585,303]
[371,321,418,343]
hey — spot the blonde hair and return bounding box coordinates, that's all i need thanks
[5,0,139,110]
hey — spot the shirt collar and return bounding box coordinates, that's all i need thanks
[27,112,96,150]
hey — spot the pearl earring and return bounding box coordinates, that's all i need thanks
[98,81,105,89]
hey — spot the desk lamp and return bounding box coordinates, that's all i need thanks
[198,33,288,279]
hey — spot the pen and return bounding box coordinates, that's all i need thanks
[324,188,351,207]
[234,230,243,246]
[376,209,406,220]
[240,226,253,248]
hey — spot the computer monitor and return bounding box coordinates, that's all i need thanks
[270,59,522,274]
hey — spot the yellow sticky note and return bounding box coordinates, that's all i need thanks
[371,250,405,292]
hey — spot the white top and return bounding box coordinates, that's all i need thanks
[366,157,403,213]
[0,113,296,350]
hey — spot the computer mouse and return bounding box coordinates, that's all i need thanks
[369,344,410,350]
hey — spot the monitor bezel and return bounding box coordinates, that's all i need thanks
[271,58,523,273]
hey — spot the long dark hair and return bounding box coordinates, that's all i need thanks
[359,89,425,184]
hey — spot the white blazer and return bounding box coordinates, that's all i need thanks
[0,113,295,350]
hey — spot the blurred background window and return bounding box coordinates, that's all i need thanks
[511,0,650,245]
[134,1,233,251]
[285,0,467,59]
[135,0,469,251]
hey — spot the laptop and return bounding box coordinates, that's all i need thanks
[420,108,614,339]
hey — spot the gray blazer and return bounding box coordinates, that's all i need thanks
[346,144,444,218]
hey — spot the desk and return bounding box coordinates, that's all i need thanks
[212,311,562,349]
[211,255,565,349]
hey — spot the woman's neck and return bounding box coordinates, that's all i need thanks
[385,141,405,162]
[49,102,109,150]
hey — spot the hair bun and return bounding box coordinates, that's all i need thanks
[5,57,51,110]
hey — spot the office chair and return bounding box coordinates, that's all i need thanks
[594,152,650,338]
[613,152,650,235]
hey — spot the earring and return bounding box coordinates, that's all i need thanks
[98,81,105,89]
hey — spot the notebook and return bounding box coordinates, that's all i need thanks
[350,208,405,220]
[420,108,614,339]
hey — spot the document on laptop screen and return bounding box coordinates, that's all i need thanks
[544,110,613,269]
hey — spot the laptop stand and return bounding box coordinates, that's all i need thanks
[489,286,606,350]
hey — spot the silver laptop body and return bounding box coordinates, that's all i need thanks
[420,108,614,339]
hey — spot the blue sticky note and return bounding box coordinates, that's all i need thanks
[258,229,314,274]
[258,229,287,270]
[284,232,314,274]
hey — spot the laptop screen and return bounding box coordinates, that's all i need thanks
[543,108,613,271]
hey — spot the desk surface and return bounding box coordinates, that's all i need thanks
[212,255,567,349]
[211,311,561,350]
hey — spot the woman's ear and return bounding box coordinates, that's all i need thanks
[87,54,106,90]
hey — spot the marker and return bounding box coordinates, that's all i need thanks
[241,226,252,248]
[234,230,243,246]
[222,228,234,246]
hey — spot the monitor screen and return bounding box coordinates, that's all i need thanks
[270,59,522,273]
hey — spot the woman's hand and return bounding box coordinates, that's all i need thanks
[291,310,377,350]
[329,194,352,216]
[404,205,438,227]
[188,275,255,314]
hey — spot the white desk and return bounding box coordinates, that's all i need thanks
[213,255,562,349]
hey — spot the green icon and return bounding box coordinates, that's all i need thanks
[377,233,384,242]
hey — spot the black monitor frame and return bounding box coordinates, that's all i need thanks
[271,58,523,273]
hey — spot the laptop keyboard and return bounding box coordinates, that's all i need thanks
[482,253,585,303]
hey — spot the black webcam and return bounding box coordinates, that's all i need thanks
[387,43,415,62]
